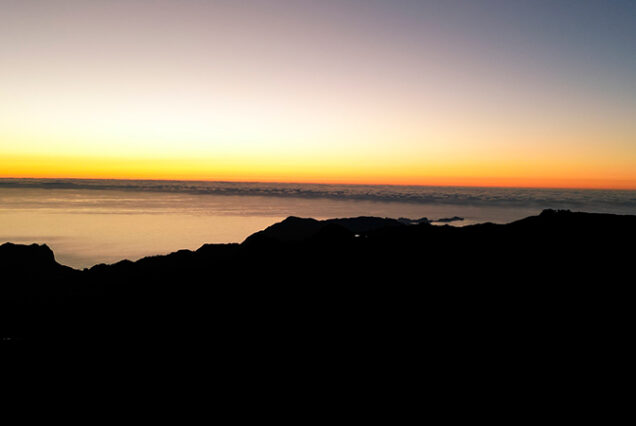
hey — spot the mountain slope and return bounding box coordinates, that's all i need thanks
[1,209,634,345]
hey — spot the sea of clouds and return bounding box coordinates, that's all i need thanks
[1,178,635,212]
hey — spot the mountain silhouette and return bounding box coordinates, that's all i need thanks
[243,215,405,243]
[1,209,633,388]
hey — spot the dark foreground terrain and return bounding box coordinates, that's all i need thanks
[1,209,633,379]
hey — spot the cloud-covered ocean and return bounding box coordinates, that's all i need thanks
[2,178,635,210]
[1,178,634,268]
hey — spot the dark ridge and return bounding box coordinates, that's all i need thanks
[244,216,410,245]
[1,209,634,387]
[244,216,324,243]
[397,217,430,225]
[433,216,464,223]
[325,216,406,233]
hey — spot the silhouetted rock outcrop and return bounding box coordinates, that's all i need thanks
[0,242,77,304]
[397,217,430,225]
[1,242,58,272]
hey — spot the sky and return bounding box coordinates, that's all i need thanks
[1,0,635,188]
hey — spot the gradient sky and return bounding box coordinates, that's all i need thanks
[1,0,635,188]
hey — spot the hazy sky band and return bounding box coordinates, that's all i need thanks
[1,0,635,188]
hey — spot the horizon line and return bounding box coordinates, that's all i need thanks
[1,175,635,192]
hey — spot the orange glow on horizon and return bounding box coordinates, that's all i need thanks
[2,153,635,190]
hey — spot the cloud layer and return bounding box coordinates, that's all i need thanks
[1,178,634,211]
